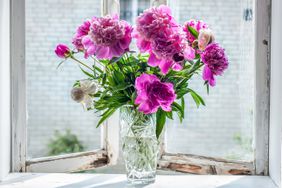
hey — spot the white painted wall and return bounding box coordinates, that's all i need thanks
[0,0,11,181]
[269,0,282,187]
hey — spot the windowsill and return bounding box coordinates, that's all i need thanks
[0,173,278,188]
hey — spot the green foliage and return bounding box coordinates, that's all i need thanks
[188,25,199,38]
[47,129,84,156]
[69,52,206,138]
[156,109,166,138]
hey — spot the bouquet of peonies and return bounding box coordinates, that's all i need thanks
[55,5,228,138]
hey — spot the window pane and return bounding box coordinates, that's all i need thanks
[166,0,254,161]
[26,0,102,158]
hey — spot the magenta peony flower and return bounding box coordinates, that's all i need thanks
[183,19,208,44]
[135,73,176,114]
[201,43,228,86]
[72,20,91,51]
[82,15,132,59]
[147,29,195,74]
[55,44,71,58]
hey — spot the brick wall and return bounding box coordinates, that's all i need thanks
[26,0,102,158]
[26,0,254,161]
[166,0,254,161]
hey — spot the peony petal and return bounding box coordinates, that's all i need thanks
[139,101,159,114]
[95,46,110,59]
[159,5,172,15]
[118,37,131,49]
[159,60,173,74]
[203,66,216,87]
[135,73,159,90]
[134,91,148,104]
[160,104,172,112]
[148,52,161,67]
[109,44,123,57]
[172,62,183,71]
[183,46,195,60]
[136,38,151,52]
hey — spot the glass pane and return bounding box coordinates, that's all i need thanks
[120,0,150,24]
[26,0,102,159]
[166,0,254,161]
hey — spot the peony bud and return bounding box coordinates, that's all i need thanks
[55,44,71,58]
[71,87,85,102]
[198,29,215,51]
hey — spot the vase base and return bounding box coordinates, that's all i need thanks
[127,177,156,185]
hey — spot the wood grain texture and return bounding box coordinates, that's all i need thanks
[26,150,108,172]
[158,153,254,175]
[10,0,27,173]
[254,0,271,175]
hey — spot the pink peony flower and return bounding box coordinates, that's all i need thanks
[82,15,132,59]
[72,20,91,51]
[201,43,228,86]
[134,5,177,52]
[135,73,176,114]
[183,19,208,44]
[55,44,71,58]
[147,29,195,74]
[134,6,195,74]
[136,5,176,38]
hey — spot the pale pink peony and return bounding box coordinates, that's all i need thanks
[183,19,208,44]
[135,73,176,114]
[82,15,132,59]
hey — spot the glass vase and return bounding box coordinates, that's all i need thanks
[120,106,159,185]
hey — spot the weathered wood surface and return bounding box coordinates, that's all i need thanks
[11,0,27,173]
[158,153,254,175]
[254,0,271,175]
[26,150,108,173]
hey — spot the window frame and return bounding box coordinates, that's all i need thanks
[10,0,271,175]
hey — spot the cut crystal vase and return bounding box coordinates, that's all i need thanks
[120,106,159,184]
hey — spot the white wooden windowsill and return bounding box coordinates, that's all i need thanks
[0,173,278,188]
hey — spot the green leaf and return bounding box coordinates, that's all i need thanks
[73,80,80,87]
[111,83,133,92]
[165,111,173,120]
[109,56,123,64]
[156,110,166,139]
[188,88,205,107]
[204,81,210,94]
[188,26,199,38]
[79,66,95,79]
[181,97,185,118]
[93,65,103,73]
[56,60,66,69]
[96,108,116,128]
[172,102,184,122]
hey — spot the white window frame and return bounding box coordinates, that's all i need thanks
[1,0,280,184]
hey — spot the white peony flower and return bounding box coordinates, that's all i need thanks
[71,79,98,110]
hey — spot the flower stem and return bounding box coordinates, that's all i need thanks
[71,56,93,71]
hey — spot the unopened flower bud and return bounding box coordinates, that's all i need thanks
[71,87,85,102]
[192,40,199,49]
[55,44,71,58]
[198,29,215,51]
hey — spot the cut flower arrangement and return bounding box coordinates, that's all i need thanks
[55,5,228,184]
